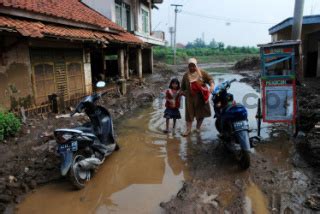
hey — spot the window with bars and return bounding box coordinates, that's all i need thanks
[115,0,131,31]
[142,8,149,33]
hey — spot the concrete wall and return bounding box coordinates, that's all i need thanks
[0,34,94,111]
[0,36,33,110]
[81,0,115,21]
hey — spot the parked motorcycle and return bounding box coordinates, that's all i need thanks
[212,79,260,169]
[54,81,119,189]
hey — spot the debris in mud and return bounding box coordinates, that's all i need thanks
[305,194,320,210]
[238,72,260,90]
[200,191,219,208]
[233,57,260,71]
[295,79,320,168]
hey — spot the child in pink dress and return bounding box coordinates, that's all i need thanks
[163,78,182,133]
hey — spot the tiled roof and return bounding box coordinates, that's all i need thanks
[0,15,143,44]
[0,0,123,31]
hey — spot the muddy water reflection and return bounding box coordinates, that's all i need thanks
[17,107,189,214]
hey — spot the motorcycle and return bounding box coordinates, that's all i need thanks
[212,79,261,169]
[54,81,119,189]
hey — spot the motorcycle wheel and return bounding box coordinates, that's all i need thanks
[239,150,250,170]
[69,153,91,190]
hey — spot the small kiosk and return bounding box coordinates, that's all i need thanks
[258,40,302,127]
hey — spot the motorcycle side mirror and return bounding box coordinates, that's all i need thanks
[96,81,106,88]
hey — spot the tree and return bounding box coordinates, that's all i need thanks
[217,42,225,50]
[185,42,194,49]
[209,39,218,49]
[193,38,206,48]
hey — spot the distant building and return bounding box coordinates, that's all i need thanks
[176,43,186,49]
[269,15,320,78]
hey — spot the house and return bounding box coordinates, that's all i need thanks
[269,15,320,78]
[81,0,165,73]
[0,0,154,112]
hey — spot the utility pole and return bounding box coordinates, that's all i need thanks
[291,0,305,40]
[202,32,205,44]
[171,4,183,65]
[169,27,175,48]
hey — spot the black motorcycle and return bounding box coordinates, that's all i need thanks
[212,79,261,169]
[54,81,119,189]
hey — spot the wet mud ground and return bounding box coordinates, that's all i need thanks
[15,69,317,213]
[1,64,319,213]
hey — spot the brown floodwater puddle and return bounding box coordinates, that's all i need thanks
[16,106,189,214]
[244,180,269,214]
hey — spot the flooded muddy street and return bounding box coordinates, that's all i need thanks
[16,71,313,213]
[16,105,188,214]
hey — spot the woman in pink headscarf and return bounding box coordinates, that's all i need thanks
[181,58,215,136]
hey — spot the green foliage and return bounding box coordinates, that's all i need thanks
[0,112,21,142]
[153,45,259,65]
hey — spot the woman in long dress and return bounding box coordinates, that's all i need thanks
[181,58,215,136]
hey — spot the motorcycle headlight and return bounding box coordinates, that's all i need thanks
[55,133,73,144]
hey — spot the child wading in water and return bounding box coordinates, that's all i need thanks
[163,78,182,133]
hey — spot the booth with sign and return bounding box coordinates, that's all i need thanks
[258,41,302,126]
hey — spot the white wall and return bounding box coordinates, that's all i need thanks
[81,0,152,35]
[81,0,115,21]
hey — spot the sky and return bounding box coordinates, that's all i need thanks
[152,0,320,47]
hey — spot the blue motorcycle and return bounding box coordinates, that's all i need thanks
[54,81,119,189]
[212,79,261,169]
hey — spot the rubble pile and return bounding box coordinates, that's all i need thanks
[233,57,261,71]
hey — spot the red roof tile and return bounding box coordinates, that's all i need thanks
[0,0,123,31]
[0,15,143,44]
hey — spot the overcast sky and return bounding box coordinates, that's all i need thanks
[152,0,320,47]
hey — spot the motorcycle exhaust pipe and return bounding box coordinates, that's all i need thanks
[78,157,103,170]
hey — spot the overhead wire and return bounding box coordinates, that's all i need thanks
[181,10,277,25]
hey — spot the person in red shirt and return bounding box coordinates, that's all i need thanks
[163,78,182,133]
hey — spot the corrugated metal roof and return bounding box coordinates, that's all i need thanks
[258,40,301,48]
[269,15,320,35]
